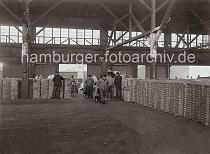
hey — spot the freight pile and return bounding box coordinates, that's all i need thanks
[122,78,210,126]
[0,78,73,100]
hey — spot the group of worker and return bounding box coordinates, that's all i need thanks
[51,70,123,103]
[84,70,122,103]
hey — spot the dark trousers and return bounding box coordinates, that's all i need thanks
[116,87,122,98]
[86,86,93,98]
[99,89,107,102]
[107,85,113,98]
[52,85,61,99]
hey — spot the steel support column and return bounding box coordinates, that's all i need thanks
[150,0,156,79]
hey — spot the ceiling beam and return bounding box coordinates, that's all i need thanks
[0,1,22,23]
[160,0,177,27]
[137,0,152,12]
[32,0,62,26]
[190,9,210,30]
[131,13,146,33]
[156,0,170,13]
[101,4,128,31]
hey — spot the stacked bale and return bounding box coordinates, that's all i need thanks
[201,85,210,126]
[33,79,41,99]
[48,79,54,99]
[28,79,33,99]
[0,79,2,99]
[10,78,19,99]
[2,78,11,100]
[41,79,49,99]
[20,79,29,99]
[64,79,72,98]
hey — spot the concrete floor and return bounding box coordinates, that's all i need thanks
[0,97,210,154]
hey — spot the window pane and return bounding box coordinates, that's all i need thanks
[45,28,52,37]
[77,29,84,38]
[85,29,92,38]
[53,28,60,37]
[1,26,9,35]
[36,27,44,36]
[10,26,18,36]
[69,29,76,38]
[61,28,68,37]
[93,30,100,38]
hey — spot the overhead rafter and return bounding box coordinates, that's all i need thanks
[137,0,152,12]
[160,0,177,27]
[131,13,146,33]
[32,0,62,26]
[156,0,170,13]
[0,1,22,23]
[101,3,128,31]
[190,9,210,30]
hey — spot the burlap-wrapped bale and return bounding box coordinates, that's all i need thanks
[10,78,19,99]
[20,79,29,99]
[48,79,54,99]
[0,79,2,99]
[41,79,49,99]
[2,78,11,99]
[64,79,72,98]
[33,79,41,99]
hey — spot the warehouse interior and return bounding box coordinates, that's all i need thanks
[0,0,210,153]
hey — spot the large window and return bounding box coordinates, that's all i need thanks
[36,27,100,46]
[171,33,209,49]
[0,25,22,43]
[108,30,164,48]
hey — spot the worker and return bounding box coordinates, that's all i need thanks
[52,72,64,99]
[97,74,108,104]
[107,71,114,98]
[114,72,122,98]
[85,75,94,98]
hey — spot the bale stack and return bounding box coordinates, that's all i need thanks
[2,78,11,100]
[64,79,72,98]
[0,79,2,99]
[201,85,210,126]
[41,79,49,99]
[33,79,41,99]
[10,78,19,99]
[28,79,34,99]
[48,79,54,99]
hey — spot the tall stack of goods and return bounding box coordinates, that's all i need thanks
[64,79,72,98]
[48,79,54,99]
[41,79,49,98]
[126,78,132,102]
[20,79,29,99]
[122,79,128,101]
[2,78,11,100]
[201,85,210,126]
[10,78,19,99]
[33,79,41,99]
[28,79,33,99]
[0,79,2,99]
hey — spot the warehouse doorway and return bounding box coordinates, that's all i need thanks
[59,64,87,89]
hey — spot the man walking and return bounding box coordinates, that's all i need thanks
[114,72,122,98]
[97,75,108,104]
[52,72,64,99]
[85,75,94,98]
[107,71,114,98]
